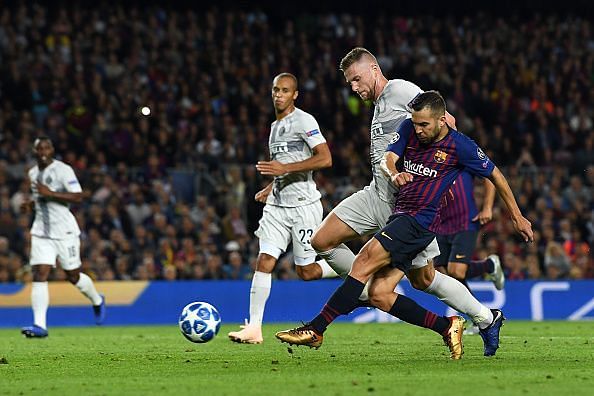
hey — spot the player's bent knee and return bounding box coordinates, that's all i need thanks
[409,275,433,290]
[350,242,388,280]
[255,254,277,273]
[447,263,467,280]
[295,264,321,281]
[310,231,334,253]
[367,289,391,312]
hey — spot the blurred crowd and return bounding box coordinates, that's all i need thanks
[0,4,592,283]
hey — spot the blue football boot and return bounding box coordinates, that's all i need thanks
[21,324,48,338]
[479,309,505,356]
[93,294,106,325]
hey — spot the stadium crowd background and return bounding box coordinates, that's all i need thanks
[0,3,591,283]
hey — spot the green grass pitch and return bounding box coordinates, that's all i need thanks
[1,321,593,395]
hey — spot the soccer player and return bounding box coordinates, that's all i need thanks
[227,73,335,344]
[21,137,105,338]
[276,91,533,357]
[302,48,466,354]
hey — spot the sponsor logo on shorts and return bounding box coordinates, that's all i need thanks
[455,254,466,259]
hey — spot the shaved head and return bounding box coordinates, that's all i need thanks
[273,72,298,91]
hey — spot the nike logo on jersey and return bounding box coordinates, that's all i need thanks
[381,232,393,241]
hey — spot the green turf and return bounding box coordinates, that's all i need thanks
[1,321,593,395]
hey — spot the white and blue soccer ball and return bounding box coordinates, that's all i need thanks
[178,301,221,343]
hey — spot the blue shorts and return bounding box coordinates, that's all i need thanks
[374,214,440,272]
[434,230,479,267]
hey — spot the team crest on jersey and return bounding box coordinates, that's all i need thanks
[278,126,286,136]
[45,176,52,184]
[477,148,486,159]
[433,150,448,163]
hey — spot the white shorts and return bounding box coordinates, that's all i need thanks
[332,185,394,236]
[30,235,81,270]
[255,200,322,266]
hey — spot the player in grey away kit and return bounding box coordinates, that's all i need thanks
[281,48,470,359]
[228,73,335,344]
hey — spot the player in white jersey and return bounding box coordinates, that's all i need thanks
[228,73,334,344]
[20,137,105,338]
[297,48,468,350]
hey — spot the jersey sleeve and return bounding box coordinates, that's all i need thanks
[61,165,83,193]
[299,113,327,149]
[386,118,414,156]
[454,134,495,178]
[394,80,423,112]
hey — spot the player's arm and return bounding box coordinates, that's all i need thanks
[380,151,412,187]
[472,178,495,225]
[487,167,533,242]
[35,166,84,205]
[445,111,457,130]
[380,118,414,187]
[457,135,532,242]
[255,182,273,203]
[35,182,84,204]
[255,143,332,176]
[20,175,35,213]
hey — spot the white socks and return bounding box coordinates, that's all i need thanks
[249,271,271,326]
[75,273,103,306]
[317,243,356,279]
[316,259,339,278]
[424,270,494,328]
[31,282,49,329]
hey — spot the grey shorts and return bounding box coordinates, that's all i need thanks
[255,200,322,265]
[332,185,394,236]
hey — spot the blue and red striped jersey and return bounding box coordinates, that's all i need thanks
[386,118,494,230]
[433,171,480,235]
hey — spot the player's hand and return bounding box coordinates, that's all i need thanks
[34,182,53,198]
[255,188,271,203]
[391,172,413,187]
[512,215,534,243]
[472,208,493,225]
[256,161,287,176]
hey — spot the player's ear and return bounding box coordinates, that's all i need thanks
[439,115,446,128]
[293,90,299,101]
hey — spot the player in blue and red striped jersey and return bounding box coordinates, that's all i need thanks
[434,172,504,291]
[276,91,533,357]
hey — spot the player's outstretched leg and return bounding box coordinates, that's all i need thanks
[479,309,505,356]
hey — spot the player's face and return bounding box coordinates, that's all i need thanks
[271,77,298,113]
[344,60,379,101]
[33,140,54,167]
[411,108,446,144]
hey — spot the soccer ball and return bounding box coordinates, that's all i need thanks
[178,301,221,343]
